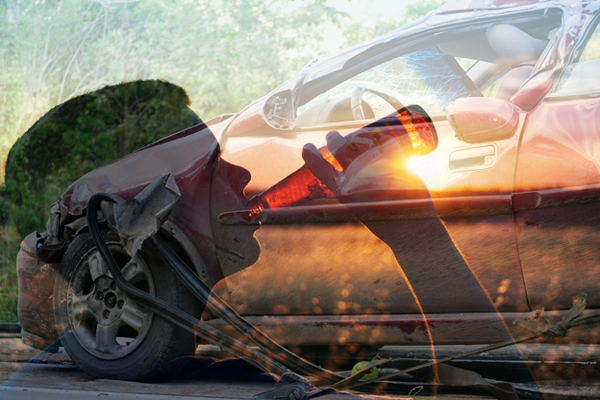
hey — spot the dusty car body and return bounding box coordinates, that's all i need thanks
[16,0,600,379]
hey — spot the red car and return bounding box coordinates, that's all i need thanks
[16,0,600,382]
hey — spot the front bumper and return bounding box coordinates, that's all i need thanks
[16,233,60,349]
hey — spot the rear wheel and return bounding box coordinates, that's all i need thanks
[54,228,199,381]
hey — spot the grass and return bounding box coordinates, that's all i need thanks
[0,225,22,323]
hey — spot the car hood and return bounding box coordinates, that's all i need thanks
[60,120,224,216]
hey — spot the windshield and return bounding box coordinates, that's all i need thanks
[297,46,481,125]
[293,8,562,128]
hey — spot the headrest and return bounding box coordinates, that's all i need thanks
[486,24,548,67]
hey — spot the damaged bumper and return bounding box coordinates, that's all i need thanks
[16,232,60,349]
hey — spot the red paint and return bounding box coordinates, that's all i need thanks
[16,0,600,350]
[249,106,438,212]
[205,312,600,346]
[511,69,560,112]
[448,97,520,143]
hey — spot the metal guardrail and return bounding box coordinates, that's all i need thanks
[0,323,21,333]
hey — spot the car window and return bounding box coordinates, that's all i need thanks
[296,45,481,126]
[554,21,600,95]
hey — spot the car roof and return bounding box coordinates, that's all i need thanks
[299,0,581,87]
[437,0,552,13]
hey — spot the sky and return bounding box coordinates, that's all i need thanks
[298,0,421,52]
[330,0,417,22]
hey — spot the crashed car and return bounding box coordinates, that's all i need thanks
[16,0,600,383]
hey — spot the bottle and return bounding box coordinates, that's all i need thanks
[249,104,438,213]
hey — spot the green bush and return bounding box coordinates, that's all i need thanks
[0,191,11,226]
[5,80,202,237]
[0,225,20,323]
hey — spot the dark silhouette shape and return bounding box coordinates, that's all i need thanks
[5,80,202,236]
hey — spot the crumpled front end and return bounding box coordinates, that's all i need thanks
[17,121,223,348]
[41,121,221,258]
[17,233,60,349]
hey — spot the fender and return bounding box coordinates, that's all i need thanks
[43,122,224,285]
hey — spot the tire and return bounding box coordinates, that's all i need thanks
[54,228,199,381]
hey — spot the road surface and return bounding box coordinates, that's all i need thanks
[2,332,599,399]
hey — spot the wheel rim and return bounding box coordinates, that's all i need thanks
[66,244,155,360]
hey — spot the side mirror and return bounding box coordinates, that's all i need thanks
[446,98,519,143]
[262,89,294,129]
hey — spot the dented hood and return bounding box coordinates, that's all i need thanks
[60,122,220,216]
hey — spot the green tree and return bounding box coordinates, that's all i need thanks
[0,0,346,182]
[342,0,444,47]
[1,0,436,236]
[5,80,201,237]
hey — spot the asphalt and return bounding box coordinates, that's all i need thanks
[0,334,501,400]
[2,330,599,399]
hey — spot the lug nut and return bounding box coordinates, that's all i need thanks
[104,292,117,309]
[110,282,117,290]
[103,310,110,319]
[97,292,104,300]
[117,300,124,309]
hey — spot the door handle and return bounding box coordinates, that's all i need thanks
[449,145,496,171]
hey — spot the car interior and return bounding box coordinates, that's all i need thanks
[294,10,562,127]
[445,22,553,100]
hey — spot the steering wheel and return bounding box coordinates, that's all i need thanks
[351,87,404,120]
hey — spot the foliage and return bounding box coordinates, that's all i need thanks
[0,225,20,323]
[0,0,443,322]
[342,0,444,47]
[5,80,202,237]
[0,0,347,181]
[0,189,10,226]
[0,0,444,236]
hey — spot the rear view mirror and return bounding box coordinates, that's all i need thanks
[446,98,519,143]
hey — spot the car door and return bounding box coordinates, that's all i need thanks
[514,12,600,311]
[210,19,560,321]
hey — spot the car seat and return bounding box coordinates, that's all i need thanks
[486,24,548,100]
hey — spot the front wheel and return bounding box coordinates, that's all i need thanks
[54,228,199,381]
